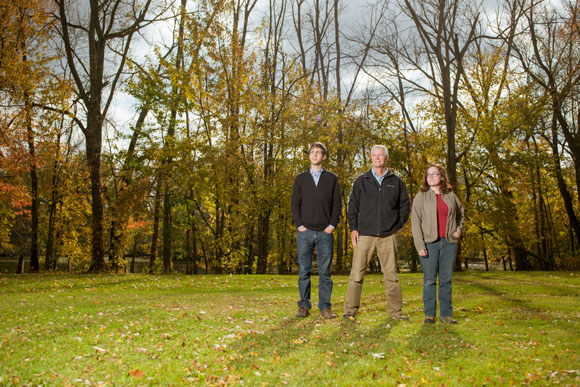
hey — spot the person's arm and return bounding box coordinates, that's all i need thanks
[397,180,411,229]
[347,178,361,246]
[290,176,303,229]
[411,194,427,255]
[347,178,360,232]
[452,193,464,238]
[328,175,342,231]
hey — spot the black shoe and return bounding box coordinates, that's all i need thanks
[343,313,355,320]
[424,317,435,324]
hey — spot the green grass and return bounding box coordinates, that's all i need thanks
[1,272,579,386]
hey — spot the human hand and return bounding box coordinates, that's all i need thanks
[418,249,428,257]
[298,226,307,232]
[324,226,334,234]
[351,230,359,247]
[452,228,462,238]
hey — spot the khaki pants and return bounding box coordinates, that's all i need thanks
[344,234,403,317]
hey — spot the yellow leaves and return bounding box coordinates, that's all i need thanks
[292,337,307,344]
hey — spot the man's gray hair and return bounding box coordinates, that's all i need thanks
[371,145,389,157]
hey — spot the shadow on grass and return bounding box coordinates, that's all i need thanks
[406,322,465,360]
[454,273,579,324]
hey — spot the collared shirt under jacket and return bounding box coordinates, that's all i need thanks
[291,169,342,231]
[347,168,410,236]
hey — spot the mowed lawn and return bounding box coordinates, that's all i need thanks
[1,271,578,386]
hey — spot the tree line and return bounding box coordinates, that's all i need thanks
[1,0,579,273]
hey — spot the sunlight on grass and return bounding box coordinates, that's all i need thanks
[0,272,578,385]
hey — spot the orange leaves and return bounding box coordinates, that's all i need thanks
[0,181,31,217]
[126,218,152,231]
[128,369,145,378]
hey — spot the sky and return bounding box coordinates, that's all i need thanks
[105,0,523,151]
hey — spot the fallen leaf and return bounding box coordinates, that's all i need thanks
[129,369,144,378]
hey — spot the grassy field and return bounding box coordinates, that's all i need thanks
[0,271,578,386]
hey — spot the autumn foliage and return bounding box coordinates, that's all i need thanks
[1,0,580,273]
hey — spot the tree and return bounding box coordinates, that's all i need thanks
[509,0,580,249]
[55,0,169,271]
[0,0,64,271]
[378,0,483,189]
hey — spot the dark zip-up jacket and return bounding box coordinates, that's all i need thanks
[291,170,342,231]
[347,168,410,236]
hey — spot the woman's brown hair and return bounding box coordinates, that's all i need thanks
[420,164,453,194]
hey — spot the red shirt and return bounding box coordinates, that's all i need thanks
[436,194,448,238]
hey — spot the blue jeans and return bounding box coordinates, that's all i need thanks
[420,238,457,318]
[297,229,334,310]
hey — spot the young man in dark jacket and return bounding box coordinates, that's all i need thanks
[343,145,410,320]
[291,142,342,319]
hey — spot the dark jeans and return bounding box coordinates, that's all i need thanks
[420,238,457,318]
[297,229,334,311]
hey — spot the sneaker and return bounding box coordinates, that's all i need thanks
[296,306,309,318]
[343,313,355,320]
[441,317,458,325]
[321,309,337,319]
[424,316,435,324]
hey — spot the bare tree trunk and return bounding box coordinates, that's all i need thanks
[16,255,25,274]
[45,131,63,271]
[149,179,162,272]
[162,186,173,274]
[130,235,138,273]
[481,231,489,272]
[24,95,39,272]
[86,125,106,271]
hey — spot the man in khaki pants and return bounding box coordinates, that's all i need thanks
[343,145,410,320]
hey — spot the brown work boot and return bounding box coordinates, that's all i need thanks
[441,317,458,325]
[296,306,309,318]
[320,308,337,319]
